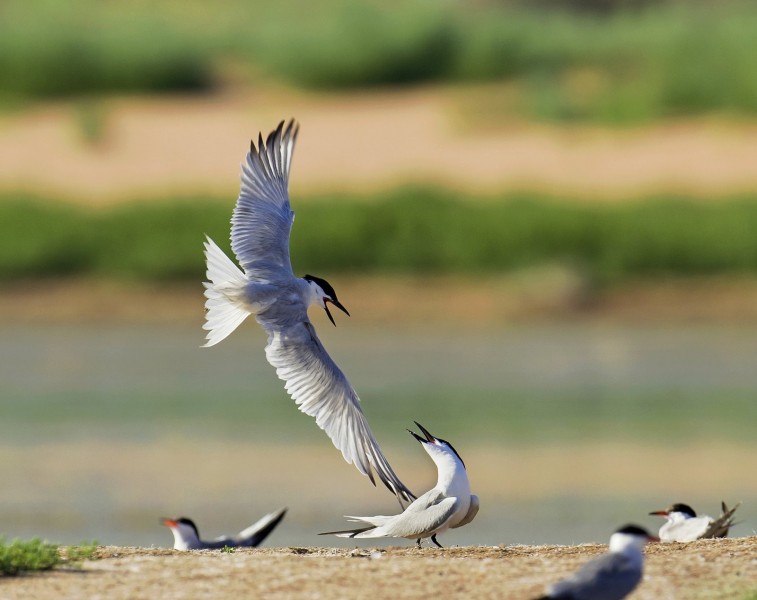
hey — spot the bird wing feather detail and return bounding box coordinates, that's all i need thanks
[231,119,298,278]
[263,319,415,502]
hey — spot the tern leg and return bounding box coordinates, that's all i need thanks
[415,538,422,549]
[431,535,443,548]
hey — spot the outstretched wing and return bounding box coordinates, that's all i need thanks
[231,119,298,279]
[261,318,415,503]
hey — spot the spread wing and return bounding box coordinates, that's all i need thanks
[231,119,298,280]
[262,317,415,503]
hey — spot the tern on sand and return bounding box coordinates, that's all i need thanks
[534,525,657,600]
[161,508,287,550]
[202,120,413,503]
[649,501,740,542]
[320,422,479,548]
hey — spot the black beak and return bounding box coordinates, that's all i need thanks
[408,421,437,444]
[324,299,350,327]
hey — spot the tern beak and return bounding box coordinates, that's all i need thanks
[408,421,437,444]
[161,518,177,528]
[648,510,668,517]
[324,299,350,327]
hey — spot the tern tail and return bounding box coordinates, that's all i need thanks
[319,526,375,538]
[202,236,250,347]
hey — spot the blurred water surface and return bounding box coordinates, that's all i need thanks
[1,322,755,548]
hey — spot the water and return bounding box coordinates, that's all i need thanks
[1,322,755,548]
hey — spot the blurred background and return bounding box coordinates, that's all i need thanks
[1,0,755,549]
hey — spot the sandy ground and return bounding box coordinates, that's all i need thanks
[2,86,757,203]
[2,538,755,599]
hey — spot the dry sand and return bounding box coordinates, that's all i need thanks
[2,538,755,599]
[2,85,757,202]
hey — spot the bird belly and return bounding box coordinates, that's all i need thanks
[239,282,279,314]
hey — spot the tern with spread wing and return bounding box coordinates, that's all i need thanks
[534,525,657,600]
[321,422,479,548]
[161,508,287,550]
[649,501,740,542]
[202,120,413,503]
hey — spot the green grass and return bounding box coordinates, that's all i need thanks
[0,538,97,576]
[4,190,757,285]
[2,0,757,122]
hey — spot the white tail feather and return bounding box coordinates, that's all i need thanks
[202,236,250,347]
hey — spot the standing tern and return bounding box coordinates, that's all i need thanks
[649,501,740,542]
[161,508,287,550]
[202,119,414,503]
[320,422,479,548]
[533,525,657,600]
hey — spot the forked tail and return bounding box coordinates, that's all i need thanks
[202,235,250,347]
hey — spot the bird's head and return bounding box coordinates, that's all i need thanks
[609,524,658,552]
[161,517,200,541]
[304,274,350,326]
[408,421,465,469]
[649,502,696,520]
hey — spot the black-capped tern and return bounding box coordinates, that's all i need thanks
[161,508,287,550]
[320,422,479,548]
[202,120,414,503]
[649,501,741,542]
[534,524,657,600]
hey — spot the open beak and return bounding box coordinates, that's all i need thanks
[408,421,438,444]
[324,299,350,327]
[648,510,669,517]
[161,518,177,528]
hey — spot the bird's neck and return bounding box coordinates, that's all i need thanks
[433,452,470,496]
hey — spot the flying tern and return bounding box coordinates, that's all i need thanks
[202,119,413,503]
[320,422,479,548]
[534,524,657,600]
[161,508,287,550]
[649,501,740,542]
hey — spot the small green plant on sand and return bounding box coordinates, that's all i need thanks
[221,545,236,554]
[0,537,98,576]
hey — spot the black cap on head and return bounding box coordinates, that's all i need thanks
[176,517,199,534]
[668,503,697,517]
[615,524,652,537]
[408,422,466,469]
[303,274,350,325]
[304,275,337,300]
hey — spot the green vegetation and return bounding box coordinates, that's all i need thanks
[3,190,757,285]
[2,0,757,122]
[0,538,97,576]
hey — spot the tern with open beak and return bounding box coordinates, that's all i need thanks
[202,120,413,503]
[321,422,478,548]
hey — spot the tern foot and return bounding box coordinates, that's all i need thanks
[415,538,422,549]
[431,535,443,548]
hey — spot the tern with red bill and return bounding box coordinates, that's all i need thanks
[533,525,658,600]
[649,501,741,542]
[320,422,479,548]
[202,120,413,503]
[161,508,287,550]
